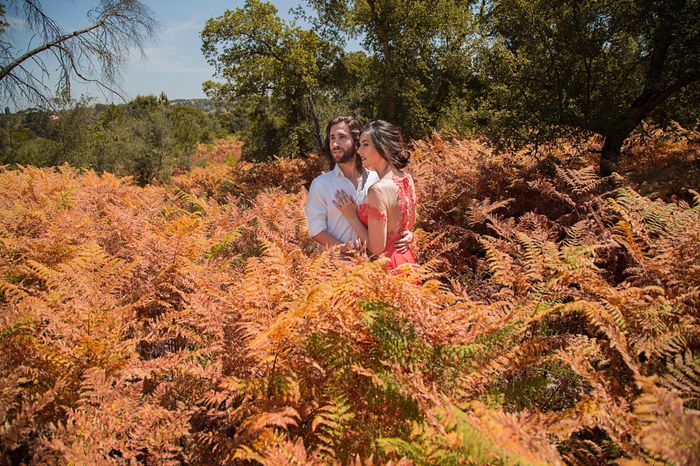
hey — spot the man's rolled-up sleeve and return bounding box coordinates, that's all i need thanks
[306,179,328,238]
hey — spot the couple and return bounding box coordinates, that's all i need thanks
[305,116,417,272]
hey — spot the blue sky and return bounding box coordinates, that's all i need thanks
[6,0,311,104]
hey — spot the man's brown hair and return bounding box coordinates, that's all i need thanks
[321,116,363,170]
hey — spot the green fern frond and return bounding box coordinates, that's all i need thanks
[175,187,209,216]
[375,436,423,462]
[312,394,356,458]
[515,232,544,283]
[205,227,243,260]
[379,403,564,465]
[526,301,635,373]
[660,350,700,405]
[599,299,628,332]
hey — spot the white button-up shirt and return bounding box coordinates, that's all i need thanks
[306,164,379,243]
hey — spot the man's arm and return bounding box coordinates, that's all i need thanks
[306,178,342,248]
[311,231,342,247]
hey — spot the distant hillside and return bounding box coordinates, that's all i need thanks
[4,98,219,116]
[169,98,217,112]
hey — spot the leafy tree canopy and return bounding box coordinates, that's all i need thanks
[201,0,340,159]
[474,0,700,174]
[303,0,479,137]
[201,0,482,159]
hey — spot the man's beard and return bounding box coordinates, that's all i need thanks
[334,146,356,165]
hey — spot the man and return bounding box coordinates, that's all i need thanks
[306,116,411,251]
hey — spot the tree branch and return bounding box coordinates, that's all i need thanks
[0,18,104,81]
[0,0,157,108]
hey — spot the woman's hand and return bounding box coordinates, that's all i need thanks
[333,190,358,220]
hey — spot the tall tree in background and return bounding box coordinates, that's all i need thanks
[476,0,700,175]
[0,0,158,109]
[304,0,478,138]
[201,0,480,160]
[201,0,339,160]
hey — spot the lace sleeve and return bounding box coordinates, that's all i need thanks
[366,205,387,221]
[395,174,416,230]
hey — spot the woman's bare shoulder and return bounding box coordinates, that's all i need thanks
[369,178,398,193]
[367,180,395,205]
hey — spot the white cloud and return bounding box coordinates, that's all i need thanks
[125,20,212,74]
[127,44,210,74]
[163,20,200,35]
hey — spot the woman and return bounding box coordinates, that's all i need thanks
[333,120,417,271]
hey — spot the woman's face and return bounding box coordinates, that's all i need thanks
[357,133,384,171]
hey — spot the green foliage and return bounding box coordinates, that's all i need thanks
[471,0,700,172]
[0,95,221,184]
[197,0,699,170]
[494,360,588,413]
[306,0,479,136]
[201,0,337,160]
[377,403,562,465]
[200,0,483,159]
[312,392,357,458]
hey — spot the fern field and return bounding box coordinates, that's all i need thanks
[1,131,699,465]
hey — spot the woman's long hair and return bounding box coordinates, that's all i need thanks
[362,120,410,169]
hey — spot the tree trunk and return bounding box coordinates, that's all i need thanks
[598,74,698,176]
[596,0,700,176]
[599,133,625,176]
[306,93,323,152]
[366,0,396,120]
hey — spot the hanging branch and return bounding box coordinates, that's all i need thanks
[0,0,158,108]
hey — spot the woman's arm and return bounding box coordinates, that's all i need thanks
[333,190,369,244]
[365,188,388,257]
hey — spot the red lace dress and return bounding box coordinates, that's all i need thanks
[357,173,417,271]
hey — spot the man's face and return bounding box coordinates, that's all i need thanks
[329,122,356,165]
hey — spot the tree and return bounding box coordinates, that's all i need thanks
[201,0,337,160]
[475,0,700,175]
[0,0,158,109]
[0,95,220,184]
[46,97,99,167]
[200,0,482,158]
[303,0,479,139]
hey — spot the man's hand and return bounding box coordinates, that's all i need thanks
[393,229,413,253]
[339,240,357,257]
